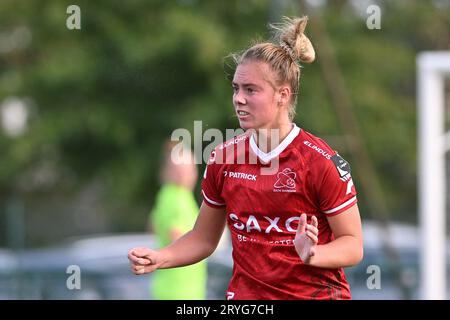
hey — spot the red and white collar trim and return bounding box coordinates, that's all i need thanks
[249,124,300,163]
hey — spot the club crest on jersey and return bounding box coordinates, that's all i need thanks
[273,168,297,192]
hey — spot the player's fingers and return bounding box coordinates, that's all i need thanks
[296,213,307,234]
[306,230,318,244]
[128,251,142,263]
[130,259,155,274]
[306,224,318,236]
[133,265,145,275]
[132,247,152,257]
[129,253,153,266]
[134,263,159,275]
[129,247,156,264]
[311,215,318,229]
[138,257,152,265]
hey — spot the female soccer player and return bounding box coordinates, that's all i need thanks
[129,16,363,300]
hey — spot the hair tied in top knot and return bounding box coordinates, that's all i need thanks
[280,42,297,62]
[271,16,316,64]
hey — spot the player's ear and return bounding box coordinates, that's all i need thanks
[277,86,291,106]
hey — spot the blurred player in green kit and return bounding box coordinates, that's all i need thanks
[149,140,207,299]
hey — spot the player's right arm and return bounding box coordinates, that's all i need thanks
[128,201,227,275]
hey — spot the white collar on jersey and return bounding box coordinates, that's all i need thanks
[249,123,300,163]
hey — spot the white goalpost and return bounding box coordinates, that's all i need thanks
[417,51,450,300]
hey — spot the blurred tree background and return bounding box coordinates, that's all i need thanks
[0,0,449,247]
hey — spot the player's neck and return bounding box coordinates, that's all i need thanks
[253,122,293,153]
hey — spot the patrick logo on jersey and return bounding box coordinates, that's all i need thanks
[273,168,297,192]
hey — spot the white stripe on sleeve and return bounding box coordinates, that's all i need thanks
[323,196,357,214]
[201,190,225,206]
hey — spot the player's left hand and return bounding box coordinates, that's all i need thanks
[294,213,318,264]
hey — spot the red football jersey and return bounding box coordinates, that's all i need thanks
[201,124,357,300]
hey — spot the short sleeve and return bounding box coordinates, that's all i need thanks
[201,150,226,209]
[316,153,357,216]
